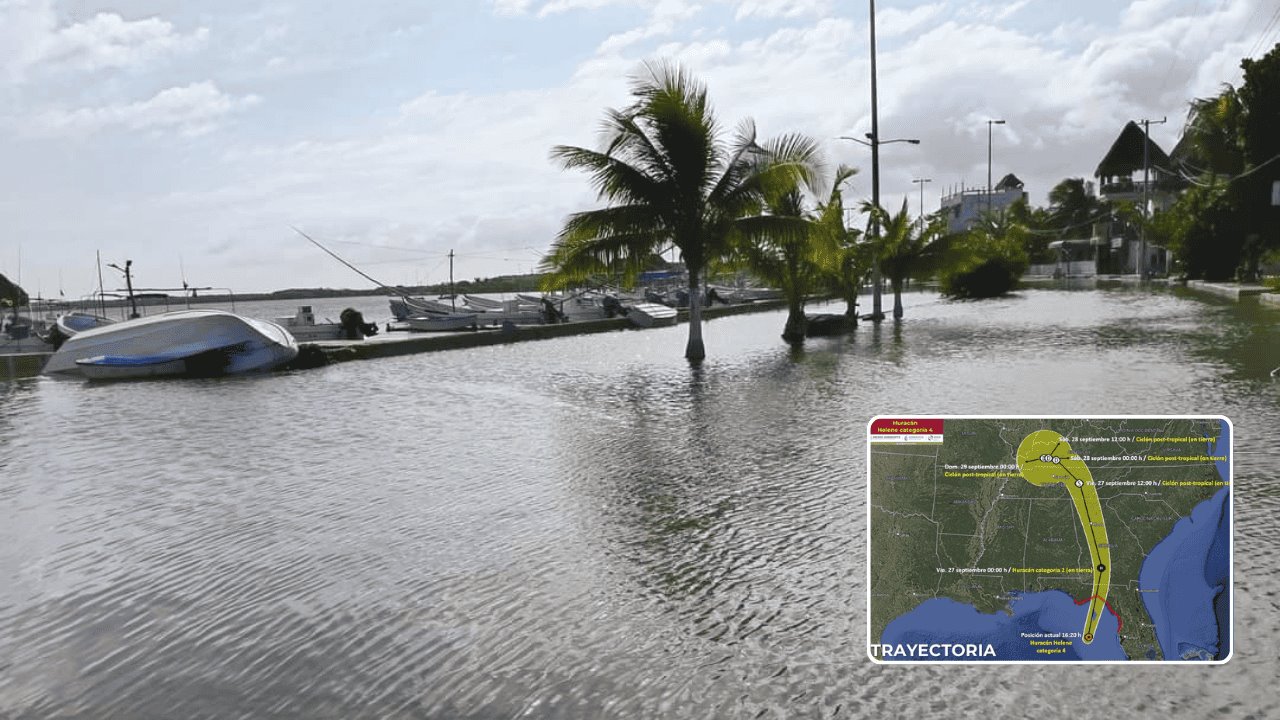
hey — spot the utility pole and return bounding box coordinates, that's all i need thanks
[448,249,456,311]
[912,178,932,234]
[987,119,1005,215]
[1138,116,1166,280]
[868,0,884,322]
[108,260,139,319]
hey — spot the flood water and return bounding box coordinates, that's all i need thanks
[2,286,1278,718]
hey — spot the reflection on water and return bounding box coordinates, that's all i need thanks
[1,287,1278,717]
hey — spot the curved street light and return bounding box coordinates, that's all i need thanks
[837,132,921,321]
[987,119,1006,213]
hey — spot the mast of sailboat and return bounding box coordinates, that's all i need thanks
[449,249,456,311]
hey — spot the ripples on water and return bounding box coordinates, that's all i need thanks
[1,287,1278,718]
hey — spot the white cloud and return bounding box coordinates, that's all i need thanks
[44,13,208,73]
[731,0,831,21]
[7,0,1279,294]
[0,0,207,81]
[33,81,260,137]
[597,1,701,54]
[492,0,536,16]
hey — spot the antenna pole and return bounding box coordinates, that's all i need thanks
[1139,116,1167,280]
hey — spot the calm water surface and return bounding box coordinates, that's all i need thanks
[2,287,1278,718]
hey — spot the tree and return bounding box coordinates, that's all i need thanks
[735,164,851,343]
[1237,43,1280,260]
[941,211,1030,299]
[1046,178,1107,239]
[541,62,821,361]
[1178,86,1245,180]
[814,166,869,319]
[867,199,950,319]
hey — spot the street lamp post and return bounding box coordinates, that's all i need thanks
[987,119,1005,214]
[841,0,922,322]
[838,134,919,321]
[912,178,932,234]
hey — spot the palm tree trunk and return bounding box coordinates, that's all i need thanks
[685,271,706,361]
[782,301,807,343]
[892,277,904,319]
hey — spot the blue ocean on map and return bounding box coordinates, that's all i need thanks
[1138,485,1230,661]
[880,591,1124,661]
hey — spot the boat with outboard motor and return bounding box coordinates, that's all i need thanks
[43,309,298,379]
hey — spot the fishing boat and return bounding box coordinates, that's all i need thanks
[520,290,624,322]
[271,305,359,341]
[43,309,298,378]
[389,296,461,320]
[625,302,678,328]
[404,313,478,332]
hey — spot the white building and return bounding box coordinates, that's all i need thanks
[939,174,1027,233]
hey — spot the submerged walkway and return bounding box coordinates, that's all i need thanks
[307,299,788,363]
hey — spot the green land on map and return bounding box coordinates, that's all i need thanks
[869,418,1227,661]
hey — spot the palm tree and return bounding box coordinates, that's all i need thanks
[540,62,820,361]
[1046,178,1106,239]
[1177,85,1244,180]
[811,166,867,319]
[866,199,949,319]
[734,177,839,343]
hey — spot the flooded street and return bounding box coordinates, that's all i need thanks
[2,286,1278,718]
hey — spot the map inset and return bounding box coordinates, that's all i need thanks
[868,416,1231,663]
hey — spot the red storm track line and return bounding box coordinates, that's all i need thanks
[1075,595,1123,632]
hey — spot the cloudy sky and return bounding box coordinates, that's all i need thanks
[2,0,1277,295]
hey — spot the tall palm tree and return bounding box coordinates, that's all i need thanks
[866,199,949,320]
[540,62,820,361]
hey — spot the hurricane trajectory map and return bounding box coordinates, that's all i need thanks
[868,416,1231,663]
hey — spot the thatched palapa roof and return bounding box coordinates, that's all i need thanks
[1094,121,1173,178]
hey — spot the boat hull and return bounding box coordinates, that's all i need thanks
[626,302,678,328]
[44,310,298,377]
[404,314,478,332]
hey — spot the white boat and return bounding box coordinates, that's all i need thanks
[404,314,478,332]
[626,302,678,328]
[389,296,462,320]
[273,305,347,341]
[461,294,504,311]
[521,291,623,322]
[56,311,115,336]
[43,309,298,378]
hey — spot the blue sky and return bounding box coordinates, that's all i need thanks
[2,0,1277,294]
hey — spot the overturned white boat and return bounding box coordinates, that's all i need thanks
[43,309,299,379]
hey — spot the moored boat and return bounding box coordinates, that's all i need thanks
[404,313,478,332]
[390,296,462,320]
[43,309,299,378]
[625,302,678,328]
[56,311,115,337]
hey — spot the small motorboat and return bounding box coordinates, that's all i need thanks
[389,296,461,320]
[625,302,678,328]
[270,305,376,341]
[404,313,478,332]
[43,309,298,378]
[56,311,115,337]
